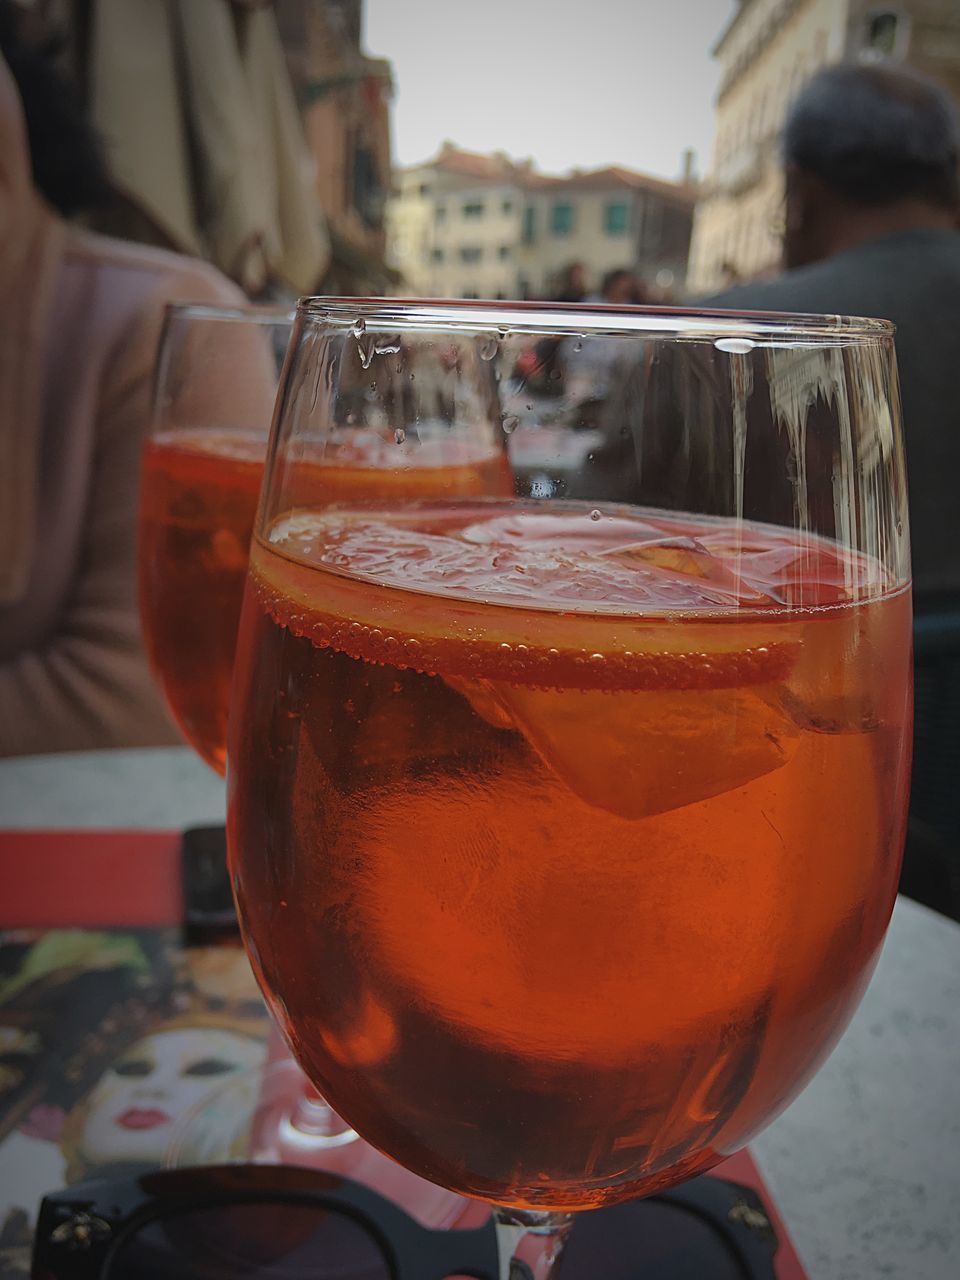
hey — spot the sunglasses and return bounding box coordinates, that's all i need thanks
[30,1164,780,1279]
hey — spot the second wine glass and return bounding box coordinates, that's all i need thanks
[138,301,513,1227]
[139,302,291,774]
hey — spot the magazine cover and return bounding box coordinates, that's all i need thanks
[0,924,271,1278]
[0,831,273,1279]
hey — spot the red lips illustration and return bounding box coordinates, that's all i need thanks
[117,1108,170,1130]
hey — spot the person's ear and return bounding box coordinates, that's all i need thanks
[783,164,821,268]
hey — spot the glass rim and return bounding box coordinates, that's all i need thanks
[163,301,296,326]
[296,296,896,341]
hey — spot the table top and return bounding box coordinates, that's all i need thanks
[2,747,959,1279]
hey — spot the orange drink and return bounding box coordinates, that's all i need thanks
[139,431,511,772]
[229,500,911,1208]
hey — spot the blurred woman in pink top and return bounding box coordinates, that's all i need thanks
[0,23,244,757]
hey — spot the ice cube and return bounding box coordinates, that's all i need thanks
[602,537,777,608]
[696,532,882,608]
[459,510,663,552]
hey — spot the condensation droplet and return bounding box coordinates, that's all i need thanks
[589,508,602,521]
[501,414,519,434]
[394,427,406,444]
[374,335,402,356]
[573,338,583,352]
[351,318,366,336]
[357,336,375,369]
[345,412,357,425]
[479,336,498,360]
[714,337,756,355]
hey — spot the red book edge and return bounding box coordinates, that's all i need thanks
[0,829,183,927]
[0,830,810,1276]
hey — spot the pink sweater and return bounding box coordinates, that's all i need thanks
[0,52,245,757]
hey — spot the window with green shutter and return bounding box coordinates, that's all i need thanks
[605,202,630,234]
[551,203,574,235]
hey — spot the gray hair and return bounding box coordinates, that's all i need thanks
[784,62,960,207]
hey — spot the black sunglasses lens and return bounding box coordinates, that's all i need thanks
[559,1196,774,1279]
[107,1200,392,1279]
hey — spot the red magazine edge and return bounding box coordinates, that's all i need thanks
[0,829,182,927]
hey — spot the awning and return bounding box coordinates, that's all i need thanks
[88,0,329,294]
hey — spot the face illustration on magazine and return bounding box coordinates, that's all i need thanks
[0,928,270,1277]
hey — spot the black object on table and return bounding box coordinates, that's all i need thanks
[31,1162,780,1279]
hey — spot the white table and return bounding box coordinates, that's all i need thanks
[2,748,958,1278]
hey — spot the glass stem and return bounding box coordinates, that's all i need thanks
[280,1085,358,1149]
[493,1207,573,1279]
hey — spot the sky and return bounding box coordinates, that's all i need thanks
[364,0,738,182]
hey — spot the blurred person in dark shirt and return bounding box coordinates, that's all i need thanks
[587,267,639,307]
[708,62,960,920]
[707,62,960,611]
[552,261,588,303]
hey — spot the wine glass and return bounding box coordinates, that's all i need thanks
[138,302,346,1160]
[139,302,293,774]
[227,299,912,1276]
[139,302,510,1224]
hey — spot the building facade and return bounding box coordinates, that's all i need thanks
[687,0,960,295]
[387,150,528,298]
[387,145,696,300]
[518,168,697,300]
[275,0,395,291]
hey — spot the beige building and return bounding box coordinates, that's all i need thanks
[387,149,528,298]
[387,145,696,299]
[687,0,960,295]
[518,167,697,299]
